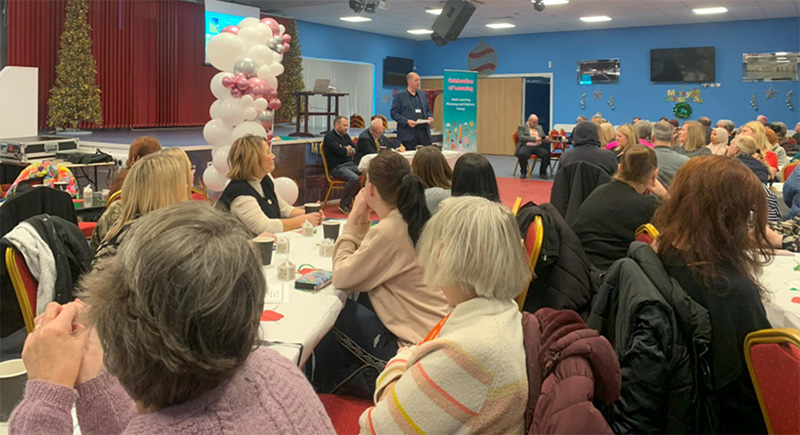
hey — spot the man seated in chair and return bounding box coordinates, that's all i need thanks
[323,116,360,215]
[516,114,551,180]
[354,117,405,166]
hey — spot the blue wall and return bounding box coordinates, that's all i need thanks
[296,20,419,117]
[414,18,800,127]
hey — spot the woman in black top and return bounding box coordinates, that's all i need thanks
[653,156,773,434]
[572,145,667,270]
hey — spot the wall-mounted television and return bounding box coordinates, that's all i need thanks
[743,52,800,82]
[204,0,260,65]
[650,47,715,83]
[578,59,620,85]
[383,57,414,87]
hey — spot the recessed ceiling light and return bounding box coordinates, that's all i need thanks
[486,23,516,29]
[542,0,569,5]
[426,8,442,15]
[693,7,728,15]
[580,16,612,22]
[407,29,434,34]
[340,16,372,22]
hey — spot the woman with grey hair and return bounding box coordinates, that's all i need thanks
[359,196,531,434]
[8,201,335,434]
[634,120,653,147]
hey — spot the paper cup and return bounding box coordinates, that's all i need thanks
[253,236,274,266]
[304,203,322,214]
[0,359,27,422]
[322,221,341,241]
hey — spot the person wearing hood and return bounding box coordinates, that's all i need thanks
[558,121,618,175]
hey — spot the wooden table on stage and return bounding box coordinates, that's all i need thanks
[289,91,349,138]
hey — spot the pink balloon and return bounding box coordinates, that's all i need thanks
[283,43,290,52]
[261,120,273,131]
[267,131,274,141]
[230,88,242,98]
[282,34,291,43]
[269,98,281,110]
[260,18,280,36]
[236,76,250,90]
[221,25,239,35]
[221,76,236,89]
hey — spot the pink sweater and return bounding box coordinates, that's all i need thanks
[9,348,335,435]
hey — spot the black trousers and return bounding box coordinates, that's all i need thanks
[401,127,432,150]
[516,143,551,176]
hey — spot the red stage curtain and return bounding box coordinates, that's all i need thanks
[7,0,249,129]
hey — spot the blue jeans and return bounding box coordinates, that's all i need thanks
[311,297,399,399]
[330,162,361,207]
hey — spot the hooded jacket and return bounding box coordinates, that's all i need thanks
[550,161,612,226]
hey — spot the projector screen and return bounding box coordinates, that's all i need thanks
[204,0,260,64]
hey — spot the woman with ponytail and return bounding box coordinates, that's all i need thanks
[314,152,450,398]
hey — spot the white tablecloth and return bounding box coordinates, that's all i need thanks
[259,222,347,366]
[761,252,800,330]
[358,149,462,172]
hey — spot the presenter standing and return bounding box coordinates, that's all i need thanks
[391,72,434,150]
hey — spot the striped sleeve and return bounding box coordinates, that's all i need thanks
[765,185,782,223]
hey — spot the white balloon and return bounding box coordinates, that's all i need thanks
[279,24,286,34]
[256,65,275,81]
[239,94,255,109]
[207,33,246,73]
[247,45,274,67]
[243,107,258,121]
[254,98,268,112]
[203,119,232,148]
[237,26,262,50]
[219,98,245,126]
[231,121,268,141]
[203,166,229,192]
[210,72,233,100]
[274,177,299,205]
[238,17,259,28]
[269,63,284,77]
[278,53,284,62]
[209,99,222,119]
[254,23,271,43]
[212,145,231,175]
[265,75,278,90]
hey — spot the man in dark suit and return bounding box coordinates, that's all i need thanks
[391,72,433,150]
[516,114,551,180]
[322,116,359,214]
[355,117,404,166]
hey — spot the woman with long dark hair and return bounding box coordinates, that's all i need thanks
[451,153,500,202]
[653,156,772,434]
[314,151,450,398]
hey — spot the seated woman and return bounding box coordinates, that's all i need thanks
[634,120,654,147]
[572,145,666,270]
[597,122,616,149]
[741,121,778,179]
[766,127,789,169]
[108,136,162,194]
[6,161,78,197]
[9,202,335,434]
[674,121,712,157]
[411,146,452,213]
[729,135,782,222]
[707,127,729,156]
[451,153,500,202]
[607,124,638,159]
[94,152,192,263]
[359,195,530,434]
[314,151,449,398]
[218,135,322,234]
[653,156,772,434]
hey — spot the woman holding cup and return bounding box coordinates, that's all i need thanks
[218,135,323,235]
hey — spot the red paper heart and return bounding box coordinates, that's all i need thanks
[792,297,800,305]
[260,310,284,321]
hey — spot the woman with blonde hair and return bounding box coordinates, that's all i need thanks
[741,121,778,179]
[707,127,729,156]
[607,125,638,159]
[597,122,616,148]
[94,152,192,262]
[218,135,322,235]
[730,135,782,222]
[411,146,452,213]
[674,121,711,157]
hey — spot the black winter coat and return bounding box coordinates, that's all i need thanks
[550,161,612,226]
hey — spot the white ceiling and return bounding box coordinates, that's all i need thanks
[235,0,800,40]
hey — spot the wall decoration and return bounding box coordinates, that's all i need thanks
[664,88,703,103]
[673,102,692,119]
[788,91,794,110]
[580,93,586,110]
[743,52,800,82]
[608,95,615,110]
[592,87,603,100]
[382,94,391,104]
[577,59,620,85]
[765,85,778,100]
[276,19,304,124]
[750,94,758,111]
[466,40,498,77]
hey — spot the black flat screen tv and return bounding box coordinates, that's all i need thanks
[578,59,620,85]
[650,47,715,83]
[384,57,414,87]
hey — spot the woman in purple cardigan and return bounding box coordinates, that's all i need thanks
[9,201,334,435]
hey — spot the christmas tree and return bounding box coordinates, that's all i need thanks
[47,0,103,129]
[276,19,304,124]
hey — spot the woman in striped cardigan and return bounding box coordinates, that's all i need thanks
[359,196,532,434]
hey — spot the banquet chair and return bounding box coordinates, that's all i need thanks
[5,247,37,333]
[318,394,372,434]
[191,187,209,201]
[105,190,122,208]
[512,132,541,177]
[372,114,388,129]
[549,132,569,177]
[744,328,800,434]
[516,215,543,310]
[635,223,659,245]
[320,149,346,209]
[350,114,365,129]
[512,197,523,216]
[782,161,799,182]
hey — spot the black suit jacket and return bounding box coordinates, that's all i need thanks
[355,128,395,165]
[391,89,432,142]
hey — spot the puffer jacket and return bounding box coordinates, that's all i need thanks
[587,242,715,434]
[523,308,621,434]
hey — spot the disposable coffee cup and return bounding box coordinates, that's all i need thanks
[304,203,321,214]
[253,236,274,266]
[0,359,27,422]
[322,221,341,241]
